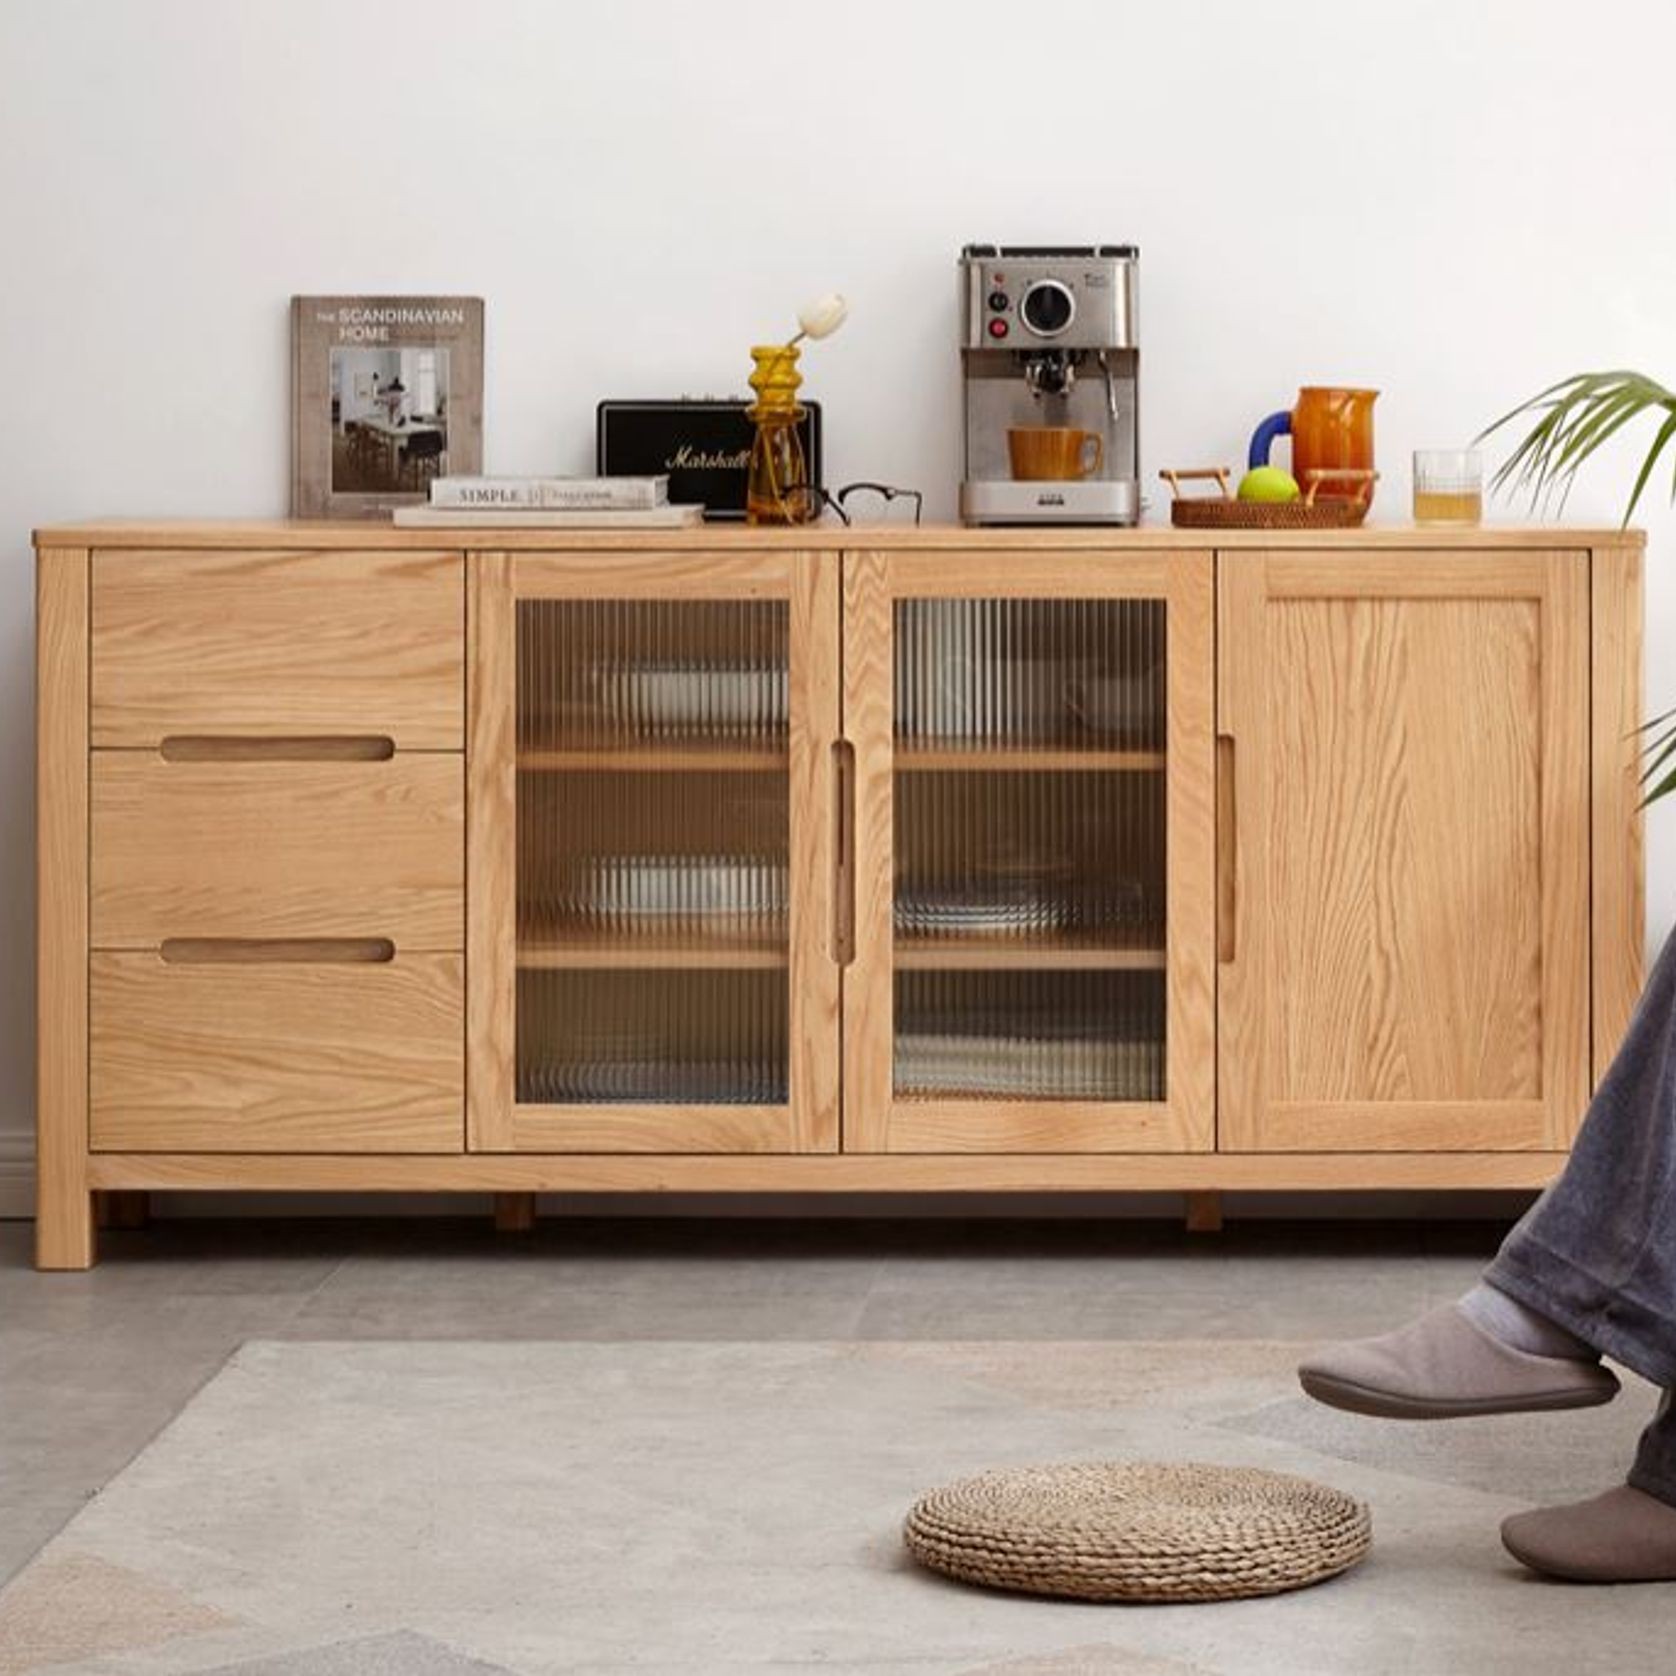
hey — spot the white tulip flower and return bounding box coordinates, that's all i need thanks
[792,293,848,344]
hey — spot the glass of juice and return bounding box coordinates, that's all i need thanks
[1412,449,1483,525]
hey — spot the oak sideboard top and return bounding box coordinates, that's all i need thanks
[33,519,1646,553]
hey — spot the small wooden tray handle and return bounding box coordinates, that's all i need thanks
[1301,468,1379,507]
[1159,467,1233,502]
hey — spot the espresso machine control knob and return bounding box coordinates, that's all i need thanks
[1019,279,1075,337]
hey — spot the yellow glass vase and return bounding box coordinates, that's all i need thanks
[745,345,815,525]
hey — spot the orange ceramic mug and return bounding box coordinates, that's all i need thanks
[1009,427,1105,482]
[1249,387,1378,505]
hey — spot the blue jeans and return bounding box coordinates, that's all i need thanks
[1486,928,1676,1504]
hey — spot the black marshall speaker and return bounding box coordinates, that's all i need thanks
[597,398,823,521]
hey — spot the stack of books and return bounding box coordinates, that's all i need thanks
[391,475,701,528]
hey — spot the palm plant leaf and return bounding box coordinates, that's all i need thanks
[1638,707,1676,808]
[1480,370,1676,805]
[1624,409,1676,524]
[1642,724,1676,808]
[1478,371,1676,522]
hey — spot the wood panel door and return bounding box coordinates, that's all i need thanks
[1217,549,1591,1152]
[468,548,841,1153]
[843,547,1215,1153]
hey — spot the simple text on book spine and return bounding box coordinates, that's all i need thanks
[431,479,665,509]
[434,485,538,507]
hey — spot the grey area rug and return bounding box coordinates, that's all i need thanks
[0,1339,1662,1675]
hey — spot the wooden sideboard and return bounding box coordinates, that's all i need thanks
[34,521,1645,1267]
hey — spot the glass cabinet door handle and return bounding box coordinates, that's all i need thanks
[1217,733,1237,966]
[832,739,856,968]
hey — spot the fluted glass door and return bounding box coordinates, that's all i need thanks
[842,550,1214,1154]
[517,599,792,1106]
[471,551,840,1154]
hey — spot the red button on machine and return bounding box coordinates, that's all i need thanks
[988,318,1009,339]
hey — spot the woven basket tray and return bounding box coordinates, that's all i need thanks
[1162,467,1376,530]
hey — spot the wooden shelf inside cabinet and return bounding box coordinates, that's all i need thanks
[893,939,1168,971]
[894,747,1165,773]
[518,938,788,971]
[518,747,790,773]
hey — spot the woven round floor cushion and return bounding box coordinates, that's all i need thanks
[904,1462,1372,1604]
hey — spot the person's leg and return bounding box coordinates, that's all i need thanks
[1483,924,1676,1391]
[1500,1394,1676,1583]
[1299,926,1676,1416]
[1456,1278,1593,1359]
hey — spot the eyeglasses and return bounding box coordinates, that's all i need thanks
[801,481,924,526]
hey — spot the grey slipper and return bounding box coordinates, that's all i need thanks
[1297,1302,1619,1420]
[1503,1485,1676,1583]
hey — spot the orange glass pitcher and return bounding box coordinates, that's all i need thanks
[1249,387,1379,507]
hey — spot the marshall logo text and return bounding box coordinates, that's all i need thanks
[667,444,750,471]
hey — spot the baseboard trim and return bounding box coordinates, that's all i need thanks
[0,1130,35,1220]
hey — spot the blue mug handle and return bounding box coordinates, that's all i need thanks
[1248,409,1293,470]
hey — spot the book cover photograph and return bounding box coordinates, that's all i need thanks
[290,295,483,517]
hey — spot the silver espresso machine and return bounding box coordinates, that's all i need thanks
[958,245,1139,525]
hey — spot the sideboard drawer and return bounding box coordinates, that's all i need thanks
[91,548,463,747]
[90,950,464,1153]
[91,753,463,948]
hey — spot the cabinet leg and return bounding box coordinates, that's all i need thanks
[97,1190,152,1230]
[1184,1191,1224,1234]
[36,549,94,1271]
[493,1192,537,1234]
[38,1186,96,1271]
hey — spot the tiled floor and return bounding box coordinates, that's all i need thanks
[0,1213,1503,1589]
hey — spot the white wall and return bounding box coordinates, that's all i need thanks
[3,0,1673,1201]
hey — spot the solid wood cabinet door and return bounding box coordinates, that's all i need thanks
[843,547,1215,1153]
[1217,550,1591,1152]
[467,548,841,1153]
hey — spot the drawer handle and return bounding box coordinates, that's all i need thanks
[159,736,397,763]
[159,938,396,965]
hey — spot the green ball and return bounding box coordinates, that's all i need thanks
[1237,466,1301,504]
